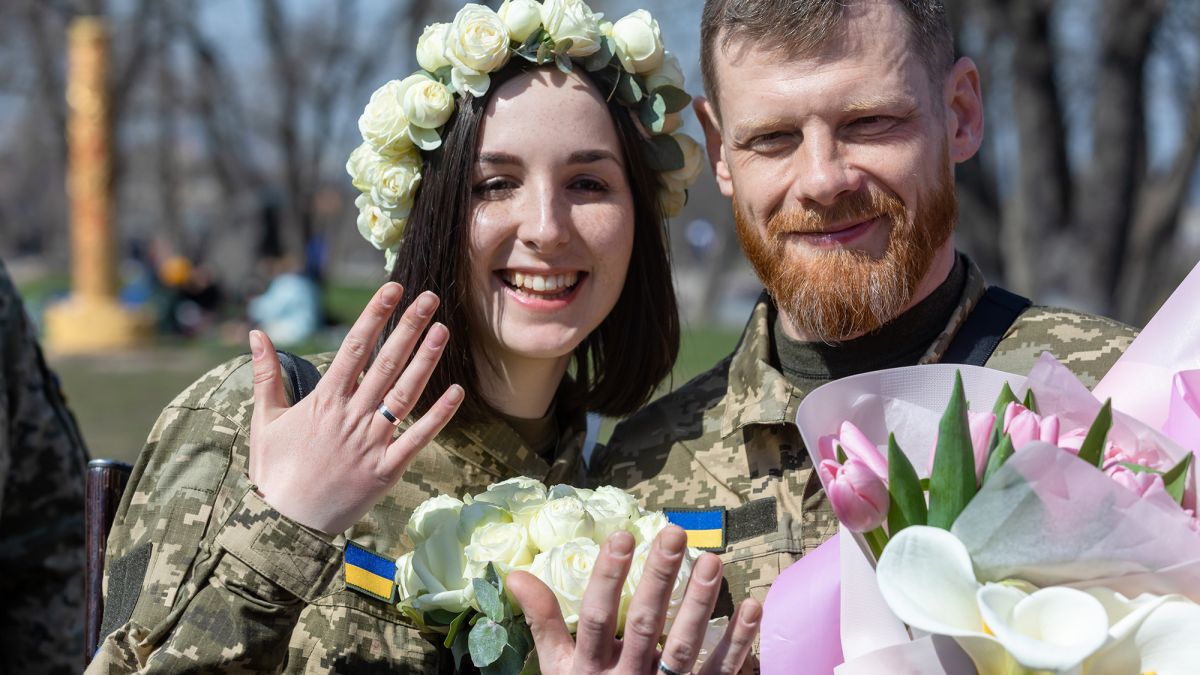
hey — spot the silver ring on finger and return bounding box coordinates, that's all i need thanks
[657,661,688,675]
[377,403,401,426]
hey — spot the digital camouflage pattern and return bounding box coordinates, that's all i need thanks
[596,255,1138,617]
[90,352,586,673]
[0,260,89,674]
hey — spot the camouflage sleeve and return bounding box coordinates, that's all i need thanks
[87,487,342,673]
[0,261,88,675]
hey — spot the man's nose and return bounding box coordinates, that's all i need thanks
[789,134,862,208]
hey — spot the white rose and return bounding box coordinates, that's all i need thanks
[659,188,686,218]
[410,518,474,613]
[528,537,600,630]
[464,520,536,578]
[358,79,416,155]
[498,0,542,42]
[446,5,511,75]
[662,133,705,192]
[610,10,663,74]
[416,23,452,72]
[368,146,422,213]
[355,194,406,251]
[346,142,381,194]
[528,496,595,551]
[661,112,684,134]
[472,476,548,519]
[539,0,602,57]
[630,511,669,546]
[450,67,491,98]
[547,484,593,502]
[399,74,454,134]
[621,541,695,633]
[395,551,426,605]
[645,51,685,92]
[406,494,464,546]
[585,486,641,543]
[456,500,512,545]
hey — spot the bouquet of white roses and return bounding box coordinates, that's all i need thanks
[396,477,709,674]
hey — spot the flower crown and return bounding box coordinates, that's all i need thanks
[347,0,705,271]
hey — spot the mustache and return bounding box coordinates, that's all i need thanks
[765,189,905,236]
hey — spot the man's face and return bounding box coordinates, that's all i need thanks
[701,0,981,342]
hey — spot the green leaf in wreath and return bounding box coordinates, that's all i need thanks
[1077,399,1113,468]
[473,578,506,623]
[654,84,691,113]
[554,52,573,74]
[927,371,977,529]
[535,40,551,65]
[639,93,669,134]
[615,71,645,106]
[1162,452,1194,504]
[443,608,473,648]
[887,433,927,534]
[581,36,615,72]
[469,618,509,668]
[644,134,685,172]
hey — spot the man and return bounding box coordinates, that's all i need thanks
[0,259,89,673]
[597,0,1136,615]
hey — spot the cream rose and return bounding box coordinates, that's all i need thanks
[498,0,542,42]
[358,79,416,155]
[547,484,594,502]
[585,486,641,543]
[622,541,696,632]
[456,500,511,545]
[355,194,406,251]
[446,5,511,75]
[464,520,536,578]
[661,112,684,134]
[399,74,454,135]
[528,496,595,551]
[367,146,422,213]
[659,189,686,218]
[410,517,474,613]
[472,476,548,519]
[630,511,670,546]
[645,51,685,92]
[528,537,600,630]
[346,142,381,194]
[395,551,425,605]
[662,133,705,192]
[416,23,452,72]
[610,10,663,74]
[406,494,464,546]
[539,0,602,57]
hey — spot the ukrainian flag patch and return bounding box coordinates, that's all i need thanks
[344,541,397,603]
[664,508,726,551]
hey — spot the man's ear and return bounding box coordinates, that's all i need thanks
[944,56,984,164]
[694,97,735,198]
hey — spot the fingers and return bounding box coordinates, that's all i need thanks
[697,599,762,675]
[380,383,463,478]
[248,330,287,426]
[507,570,575,672]
[658,553,723,675]
[356,291,439,409]
[616,526,688,673]
[376,321,449,430]
[324,282,404,395]
[573,531,635,666]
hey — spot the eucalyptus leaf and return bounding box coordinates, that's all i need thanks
[506,619,533,657]
[469,619,509,668]
[481,646,526,675]
[581,36,615,72]
[451,625,471,670]
[519,650,541,675]
[887,433,927,534]
[638,93,669,134]
[1162,452,1194,504]
[655,84,691,113]
[1077,399,1113,468]
[536,40,551,65]
[615,71,645,106]
[473,578,505,623]
[981,434,1015,484]
[443,609,473,648]
[554,53,573,74]
[644,134,685,172]
[432,66,454,85]
[486,562,502,592]
[554,38,574,55]
[520,29,544,54]
[927,371,977,529]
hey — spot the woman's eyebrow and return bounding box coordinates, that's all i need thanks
[478,151,523,166]
[567,149,619,165]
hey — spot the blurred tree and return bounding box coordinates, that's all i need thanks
[951,0,1200,323]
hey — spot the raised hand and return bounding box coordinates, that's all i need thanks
[508,527,762,675]
[247,282,464,535]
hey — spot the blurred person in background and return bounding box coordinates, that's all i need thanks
[89,2,759,672]
[0,258,89,674]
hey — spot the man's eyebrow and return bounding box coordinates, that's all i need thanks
[567,149,620,165]
[478,151,522,166]
[842,95,916,114]
[729,116,789,138]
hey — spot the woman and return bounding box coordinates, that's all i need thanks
[90,2,755,673]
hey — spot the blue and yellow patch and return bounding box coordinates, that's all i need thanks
[344,541,397,603]
[664,508,726,551]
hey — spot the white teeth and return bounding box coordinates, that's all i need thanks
[532,276,546,291]
[502,271,581,294]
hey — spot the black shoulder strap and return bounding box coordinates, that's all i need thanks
[941,286,1032,367]
[275,350,322,404]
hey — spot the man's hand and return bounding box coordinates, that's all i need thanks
[247,282,464,535]
[508,527,761,675]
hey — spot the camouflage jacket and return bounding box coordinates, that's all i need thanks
[0,260,89,674]
[595,256,1138,615]
[91,352,586,673]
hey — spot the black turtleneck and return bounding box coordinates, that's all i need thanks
[772,256,967,389]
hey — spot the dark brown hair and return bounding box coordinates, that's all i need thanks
[700,0,955,116]
[380,60,679,422]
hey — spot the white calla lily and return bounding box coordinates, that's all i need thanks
[976,585,1108,671]
[1084,590,1200,675]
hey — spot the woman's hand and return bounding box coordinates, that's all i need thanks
[508,527,762,675]
[246,282,464,535]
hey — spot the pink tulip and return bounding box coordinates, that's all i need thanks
[817,421,889,482]
[819,458,889,533]
[1106,464,1168,499]
[1102,442,1168,473]
[1002,403,1061,450]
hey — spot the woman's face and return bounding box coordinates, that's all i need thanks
[470,68,635,367]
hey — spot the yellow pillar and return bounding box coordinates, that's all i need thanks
[45,17,151,353]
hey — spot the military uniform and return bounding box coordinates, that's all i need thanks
[91,352,586,673]
[595,256,1138,614]
[0,260,89,674]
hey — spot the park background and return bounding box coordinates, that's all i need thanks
[2,0,1199,464]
